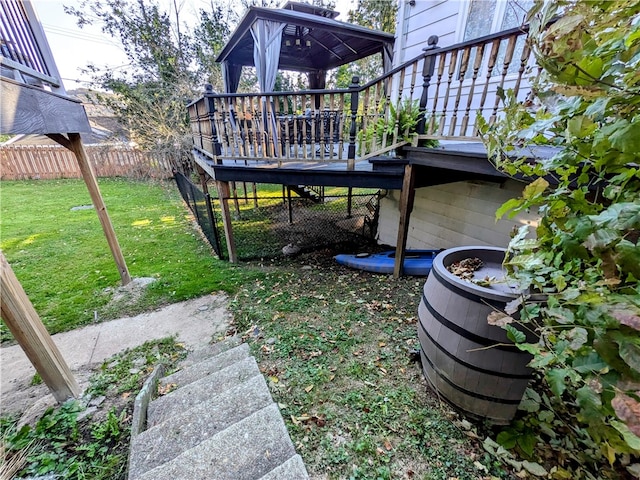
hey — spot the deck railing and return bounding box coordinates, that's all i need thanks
[187,25,536,166]
[0,0,64,92]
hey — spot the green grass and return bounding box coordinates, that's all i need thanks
[0,178,262,339]
[231,255,511,479]
[1,178,509,479]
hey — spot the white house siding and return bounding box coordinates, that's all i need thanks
[377,179,538,249]
[395,0,462,67]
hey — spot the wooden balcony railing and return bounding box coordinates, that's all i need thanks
[187,25,536,166]
[0,0,64,92]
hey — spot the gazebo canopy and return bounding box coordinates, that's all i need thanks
[216,2,394,92]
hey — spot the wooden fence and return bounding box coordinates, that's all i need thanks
[0,144,175,180]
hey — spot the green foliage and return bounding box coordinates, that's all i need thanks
[87,337,187,397]
[0,338,186,479]
[64,0,230,163]
[1,402,126,479]
[479,0,640,475]
[358,100,437,155]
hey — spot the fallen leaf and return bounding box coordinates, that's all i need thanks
[268,376,279,383]
[522,460,548,477]
[487,311,515,327]
[121,392,131,399]
[305,385,314,392]
[158,383,177,396]
[473,461,488,472]
[384,439,392,451]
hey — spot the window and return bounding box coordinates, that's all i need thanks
[459,0,534,78]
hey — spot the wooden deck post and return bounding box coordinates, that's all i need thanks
[393,163,416,278]
[216,180,237,262]
[47,133,131,286]
[417,36,439,140]
[347,76,360,171]
[1,253,80,403]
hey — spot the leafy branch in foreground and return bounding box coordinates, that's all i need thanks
[479,0,640,477]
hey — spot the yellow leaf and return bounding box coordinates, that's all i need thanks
[305,385,314,392]
[379,342,386,347]
[269,376,279,383]
[605,442,616,466]
[329,374,336,381]
[522,177,549,200]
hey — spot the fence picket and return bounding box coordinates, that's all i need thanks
[0,144,174,180]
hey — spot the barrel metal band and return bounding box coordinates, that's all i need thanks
[422,293,520,352]
[420,350,522,405]
[418,318,532,379]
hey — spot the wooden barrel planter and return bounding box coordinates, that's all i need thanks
[417,246,533,424]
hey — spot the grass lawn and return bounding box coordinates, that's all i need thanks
[0,178,261,340]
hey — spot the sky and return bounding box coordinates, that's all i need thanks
[32,0,356,92]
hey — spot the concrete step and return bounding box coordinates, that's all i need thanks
[160,343,249,389]
[181,335,242,368]
[133,404,297,480]
[128,374,274,479]
[147,356,260,428]
[257,454,309,480]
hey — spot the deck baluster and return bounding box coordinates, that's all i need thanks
[449,46,471,137]
[204,84,222,160]
[428,54,446,135]
[512,38,531,98]
[490,35,517,126]
[461,43,485,136]
[417,35,439,140]
[347,76,359,170]
[476,38,501,129]
[438,50,458,136]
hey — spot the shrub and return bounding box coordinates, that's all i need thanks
[479,0,640,477]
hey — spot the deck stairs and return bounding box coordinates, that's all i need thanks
[127,336,309,480]
[289,185,323,203]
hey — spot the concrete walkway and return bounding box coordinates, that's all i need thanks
[1,294,232,416]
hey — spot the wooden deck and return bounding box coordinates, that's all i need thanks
[191,147,406,189]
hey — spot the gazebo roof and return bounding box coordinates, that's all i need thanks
[216,2,395,73]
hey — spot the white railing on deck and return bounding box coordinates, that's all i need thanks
[187,25,537,166]
[0,0,64,93]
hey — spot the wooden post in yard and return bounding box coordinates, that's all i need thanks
[1,252,80,402]
[393,163,416,278]
[49,133,131,285]
[216,180,237,263]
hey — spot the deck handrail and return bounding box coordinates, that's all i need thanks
[188,24,537,166]
[1,0,64,92]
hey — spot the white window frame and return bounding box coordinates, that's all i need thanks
[454,0,530,43]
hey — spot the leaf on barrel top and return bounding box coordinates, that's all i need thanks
[487,311,515,327]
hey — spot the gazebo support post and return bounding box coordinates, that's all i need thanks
[47,133,132,286]
[394,163,415,278]
[1,252,80,403]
